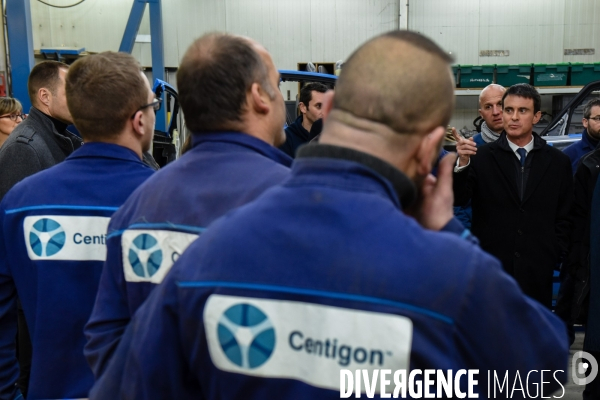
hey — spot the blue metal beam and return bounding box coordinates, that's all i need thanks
[119,0,147,53]
[120,0,166,133]
[148,0,166,132]
[6,0,35,112]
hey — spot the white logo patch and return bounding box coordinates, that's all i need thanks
[23,215,110,261]
[121,229,198,284]
[204,294,413,392]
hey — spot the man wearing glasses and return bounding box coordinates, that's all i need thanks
[563,98,600,173]
[0,52,155,400]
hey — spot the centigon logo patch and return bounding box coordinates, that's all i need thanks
[121,229,198,283]
[23,215,110,261]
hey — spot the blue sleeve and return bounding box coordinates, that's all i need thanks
[89,268,198,400]
[84,233,131,379]
[455,249,569,394]
[441,217,478,246]
[453,202,472,230]
[0,207,20,400]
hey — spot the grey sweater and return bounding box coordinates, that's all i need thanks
[0,107,82,200]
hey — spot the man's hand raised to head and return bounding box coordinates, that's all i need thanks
[414,152,457,231]
[451,127,477,167]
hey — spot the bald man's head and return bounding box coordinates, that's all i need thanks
[332,31,455,135]
[478,84,506,133]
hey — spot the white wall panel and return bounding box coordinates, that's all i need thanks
[563,0,600,63]
[29,0,398,70]
[410,0,600,65]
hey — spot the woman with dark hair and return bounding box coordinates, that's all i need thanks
[0,97,24,147]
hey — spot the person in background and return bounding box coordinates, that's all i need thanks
[451,84,506,229]
[279,82,328,157]
[454,83,573,308]
[0,61,81,200]
[563,98,600,173]
[553,98,600,346]
[0,52,155,400]
[84,33,292,383]
[90,30,567,399]
[0,97,25,148]
[471,83,506,145]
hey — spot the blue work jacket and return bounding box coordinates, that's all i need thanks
[563,129,599,174]
[0,143,153,400]
[84,132,292,381]
[90,144,568,399]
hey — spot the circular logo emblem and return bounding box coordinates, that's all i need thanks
[128,233,163,278]
[217,303,275,369]
[29,218,65,257]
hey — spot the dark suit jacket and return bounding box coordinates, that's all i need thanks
[0,107,82,200]
[454,132,573,307]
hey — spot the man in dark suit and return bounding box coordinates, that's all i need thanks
[453,83,573,308]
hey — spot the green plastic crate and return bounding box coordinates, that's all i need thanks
[533,63,569,86]
[459,64,494,88]
[452,65,459,87]
[496,64,532,86]
[571,62,600,86]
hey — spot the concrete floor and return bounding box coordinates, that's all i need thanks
[559,331,585,400]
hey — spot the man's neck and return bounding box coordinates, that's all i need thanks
[506,132,533,148]
[34,107,69,134]
[301,116,313,133]
[586,129,600,145]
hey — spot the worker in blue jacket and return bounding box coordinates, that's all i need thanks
[0,52,155,400]
[563,98,600,173]
[84,33,292,381]
[91,31,568,400]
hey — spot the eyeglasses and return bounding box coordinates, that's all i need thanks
[586,116,600,122]
[0,114,26,122]
[131,98,162,119]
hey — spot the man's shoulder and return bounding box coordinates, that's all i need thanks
[0,120,52,155]
[543,141,571,162]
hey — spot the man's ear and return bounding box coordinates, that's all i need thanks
[415,126,445,176]
[131,111,145,137]
[298,102,307,115]
[320,90,335,120]
[38,88,51,107]
[249,82,270,115]
[533,110,542,125]
[583,118,589,130]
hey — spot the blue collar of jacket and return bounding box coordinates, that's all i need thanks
[67,142,145,164]
[295,143,417,209]
[581,128,599,151]
[191,131,293,167]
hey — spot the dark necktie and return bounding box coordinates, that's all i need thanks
[516,148,527,167]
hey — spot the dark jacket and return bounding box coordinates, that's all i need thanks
[588,168,600,351]
[560,148,600,349]
[563,129,599,174]
[0,107,83,200]
[279,115,315,158]
[454,132,573,307]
